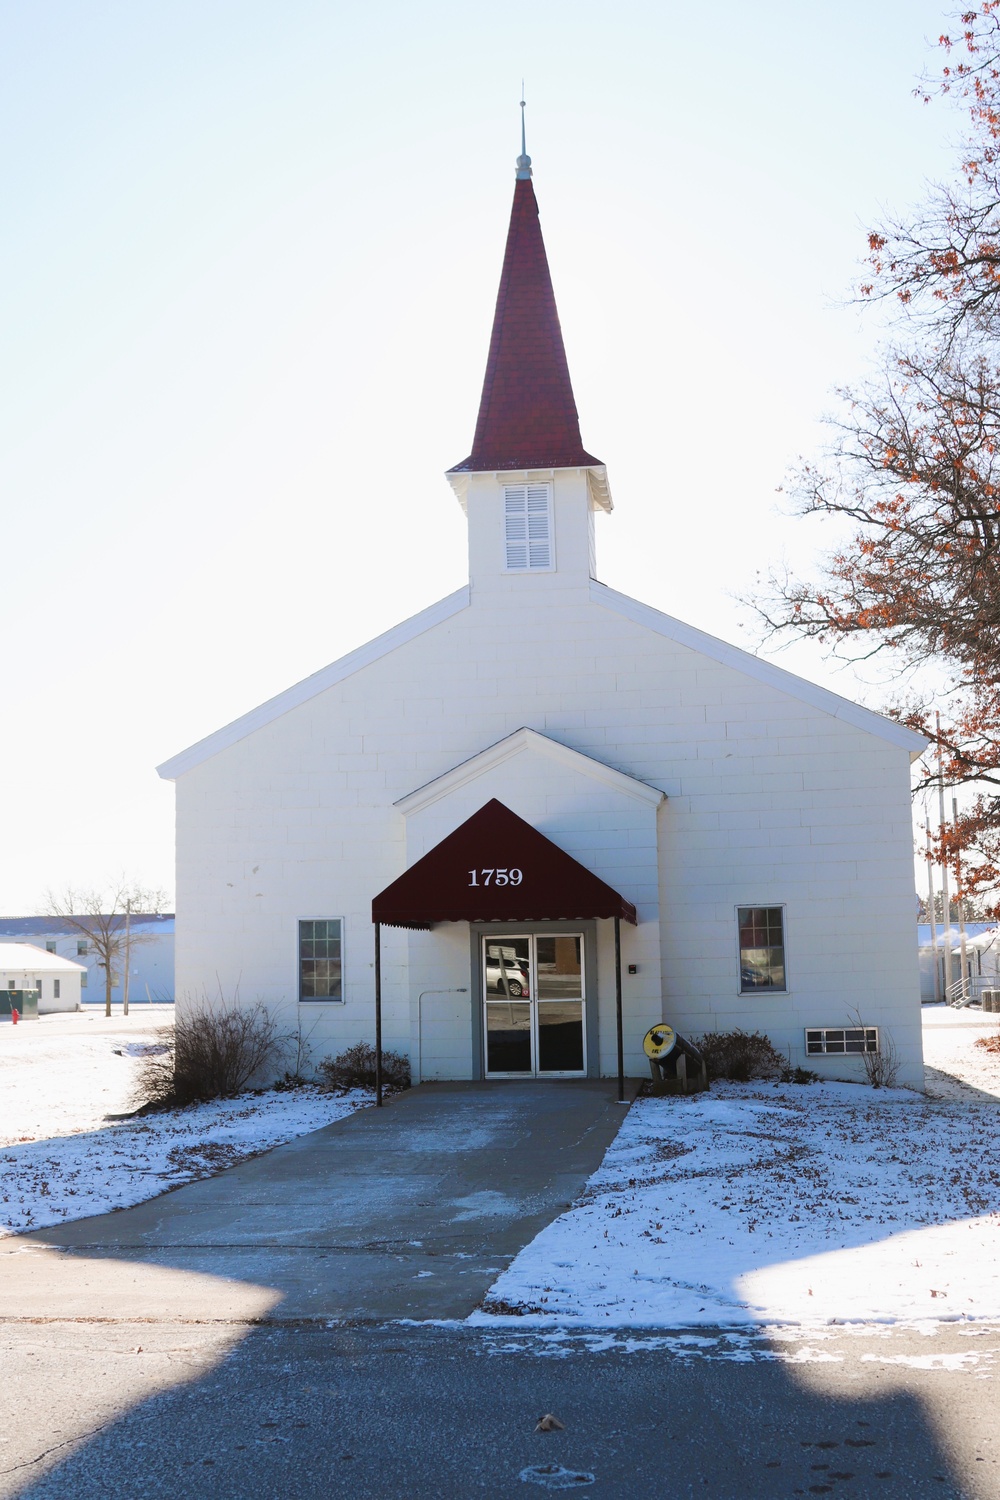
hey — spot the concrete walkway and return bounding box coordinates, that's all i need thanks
[2,1080,633,1324]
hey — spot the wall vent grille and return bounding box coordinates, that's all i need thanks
[805,1026,879,1055]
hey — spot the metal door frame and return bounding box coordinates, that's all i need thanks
[470,920,599,1080]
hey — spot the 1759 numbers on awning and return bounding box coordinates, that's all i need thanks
[468,868,522,887]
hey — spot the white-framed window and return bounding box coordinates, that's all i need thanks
[503,484,553,572]
[45,941,56,954]
[737,906,787,993]
[80,970,87,988]
[77,940,88,956]
[806,1026,879,1056]
[298,918,344,1003]
[53,979,60,999]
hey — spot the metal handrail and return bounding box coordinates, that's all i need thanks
[946,974,999,1007]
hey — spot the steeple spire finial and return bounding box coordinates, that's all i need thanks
[447,114,603,480]
[516,87,532,179]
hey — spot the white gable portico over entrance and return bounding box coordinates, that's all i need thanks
[381,731,664,1089]
[395,727,665,860]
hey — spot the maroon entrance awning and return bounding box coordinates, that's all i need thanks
[371,798,637,929]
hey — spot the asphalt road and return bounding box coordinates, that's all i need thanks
[3,1320,998,1499]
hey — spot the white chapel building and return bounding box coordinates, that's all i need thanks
[158,140,926,1089]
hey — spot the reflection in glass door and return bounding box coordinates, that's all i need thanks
[483,934,586,1077]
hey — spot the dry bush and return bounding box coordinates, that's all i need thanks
[780,1064,819,1085]
[132,1001,287,1108]
[847,1010,901,1089]
[317,1042,411,1093]
[975,1034,1000,1054]
[694,1029,784,1083]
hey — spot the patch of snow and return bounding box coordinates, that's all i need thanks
[0,1007,369,1235]
[473,1039,1000,1329]
[860,1350,994,1372]
[923,1008,1000,1100]
[519,1464,595,1490]
[478,1328,847,1362]
[119,1041,170,1058]
[0,1006,176,1142]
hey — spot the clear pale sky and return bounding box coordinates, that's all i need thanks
[1,1,959,912]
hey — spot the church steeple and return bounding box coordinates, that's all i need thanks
[448,120,606,482]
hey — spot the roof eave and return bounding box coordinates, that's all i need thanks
[157,587,471,780]
[446,463,612,514]
[395,726,665,815]
[590,580,930,755]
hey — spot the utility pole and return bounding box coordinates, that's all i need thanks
[122,903,132,1017]
[936,712,953,1001]
[953,796,969,1004]
[926,822,941,1002]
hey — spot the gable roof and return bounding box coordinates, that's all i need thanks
[372,798,637,928]
[448,175,601,476]
[590,580,928,757]
[395,727,666,815]
[157,587,471,781]
[158,579,927,781]
[0,943,87,974]
[0,915,173,938]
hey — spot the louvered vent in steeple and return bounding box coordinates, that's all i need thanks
[504,484,553,571]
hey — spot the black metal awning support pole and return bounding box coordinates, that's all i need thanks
[614,915,624,1103]
[374,922,383,1108]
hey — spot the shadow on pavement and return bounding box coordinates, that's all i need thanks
[4,1323,976,1500]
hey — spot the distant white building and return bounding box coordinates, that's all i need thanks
[918,923,1000,1002]
[157,140,927,1088]
[0,916,174,1005]
[0,943,86,1015]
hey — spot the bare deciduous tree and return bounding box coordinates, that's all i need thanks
[44,882,169,1017]
[747,4,1000,911]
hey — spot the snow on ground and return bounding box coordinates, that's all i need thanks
[0,1006,176,1144]
[922,1002,1000,1100]
[474,1009,1000,1330]
[471,1324,1000,1369]
[0,1007,369,1236]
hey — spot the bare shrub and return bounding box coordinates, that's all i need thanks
[847,1010,901,1089]
[780,1064,820,1085]
[975,1034,1000,1055]
[694,1029,784,1083]
[132,1001,287,1108]
[317,1042,411,1093]
[275,1018,321,1091]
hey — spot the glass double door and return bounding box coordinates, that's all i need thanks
[482,933,586,1077]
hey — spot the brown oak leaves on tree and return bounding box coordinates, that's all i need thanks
[753,3,1000,910]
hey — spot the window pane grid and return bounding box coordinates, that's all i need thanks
[738,905,786,992]
[299,919,343,1001]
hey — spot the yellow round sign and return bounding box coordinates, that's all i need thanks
[643,1024,676,1061]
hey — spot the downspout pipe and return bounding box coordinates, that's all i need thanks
[374,922,383,1107]
[614,916,624,1103]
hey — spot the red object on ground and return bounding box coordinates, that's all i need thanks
[448,176,602,475]
[371,798,637,929]
[10,1007,19,1026]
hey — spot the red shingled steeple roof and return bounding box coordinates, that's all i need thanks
[449,174,602,474]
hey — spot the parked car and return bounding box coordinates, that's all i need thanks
[485,958,530,998]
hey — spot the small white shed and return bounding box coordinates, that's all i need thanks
[0,943,86,1015]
